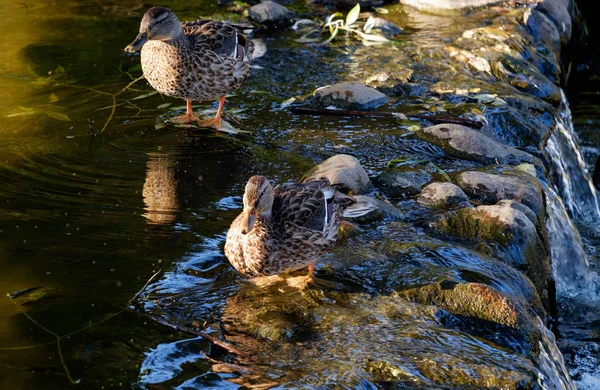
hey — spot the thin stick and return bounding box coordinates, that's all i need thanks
[129,269,162,306]
[289,106,485,128]
[133,311,245,357]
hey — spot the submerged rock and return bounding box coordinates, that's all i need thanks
[415,124,543,168]
[301,154,371,194]
[313,82,388,110]
[418,181,470,208]
[248,1,295,27]
[375,169,432,200]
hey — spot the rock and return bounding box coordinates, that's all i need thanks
[483,105,552,148]
[375,169,432,200]
[491,56,562,105]
[398,0,504,11]
[496,199,538,226]
[301,154,371,194]
[369,17,403,36]
[389,82,428,97]
[430,202,553,310]
[456,170,544,221]
[248,1,295,27]
[536,0,572,45]
[524,9,562,57]
[313,82,387,110]
[415,124,543,169]
[417,182,470,208]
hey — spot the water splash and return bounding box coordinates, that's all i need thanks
[545,92,600,223]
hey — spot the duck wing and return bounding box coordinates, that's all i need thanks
[183,20,248,61]
[273,181,345,232]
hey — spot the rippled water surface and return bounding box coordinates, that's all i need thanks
[0,0,591,388]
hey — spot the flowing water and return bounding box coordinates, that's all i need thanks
[0,0,594,388]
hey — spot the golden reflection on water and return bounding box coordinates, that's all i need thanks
[142,153,179,224]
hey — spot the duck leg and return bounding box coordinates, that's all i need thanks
[197,96,225,129]
[171,99,199,124]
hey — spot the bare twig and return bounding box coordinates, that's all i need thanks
[133,310,245,357]
[129,269,162,306]
[289,106,485,128]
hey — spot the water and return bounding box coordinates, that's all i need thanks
[0,0,587,388]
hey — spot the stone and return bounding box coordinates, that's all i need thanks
[524,9,562,57]
[301,154,371,194]
[370,17,403,36]
[417,182,470,208]
[415,124,543,169]
[248,1,295,27]
[375,169,432,200]
[536,0,572,45]
[483,105,552,148]
[491,56,562,105]
[390,82,428,97]
[398,0,504,10]
[313,82,387,110]
[430,202,553,310]
[456,170,544,221]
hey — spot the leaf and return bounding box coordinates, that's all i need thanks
[345,4,360,26]
[8,286,43,299]
[280,97,296,109]
[6,111,37,118]
[356,30,389,42]
[48,93,59,103]
[364,16,375,33]
[127,64,143,73]
[132,91,158,100]
[46,111,72,121]
[375,7,389,14]
[157,103,171,109]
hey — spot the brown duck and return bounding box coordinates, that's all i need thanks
[224,175,376,282]
[125,7,265,128]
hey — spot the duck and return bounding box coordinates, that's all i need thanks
[124,7,265,129]
[224,175,376,283]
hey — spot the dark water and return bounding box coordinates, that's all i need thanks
[0,0,588,388]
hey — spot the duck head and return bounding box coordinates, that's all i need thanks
[125,7,184,53]
[241,175,274,234]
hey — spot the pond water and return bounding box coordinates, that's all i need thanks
[0,0,596,388]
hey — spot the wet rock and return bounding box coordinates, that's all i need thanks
[536,0,572,45]
[496,199,538,226]
[389,82,428,97]
[313,82,388,110]
[524,9,561,57]
[301,154,371,194]
[415,124,543,169]
[491,56,562,105]
[398,0,505,10]
[456,170,544,221]
[418,182,470,208]
[248,1,295,27]
[430,202,552,310]
[369,17,403,36]
[483,105,552,148]
[375,169,431,200]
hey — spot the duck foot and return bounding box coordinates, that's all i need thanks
[170,113,200,124]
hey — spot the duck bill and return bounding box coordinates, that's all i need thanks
[241,208,256,235]
[124,32,148,53]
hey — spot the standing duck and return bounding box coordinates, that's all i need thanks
[125,7,265,129]
[224,175,376,283]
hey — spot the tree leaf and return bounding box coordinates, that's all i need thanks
[345,3,360,26]
[364,16,375,33]
[356,30,389,42]
[132,91,158,100]
[322,25,340,45]
[375,7,389,14]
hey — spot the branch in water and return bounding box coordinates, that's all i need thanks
[289,106,485,128]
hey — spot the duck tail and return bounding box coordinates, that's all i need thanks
[247,39,267,61]
[342,195,403,219]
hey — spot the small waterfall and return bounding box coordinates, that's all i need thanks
[545,186,598,299]
[545,92,600,223]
